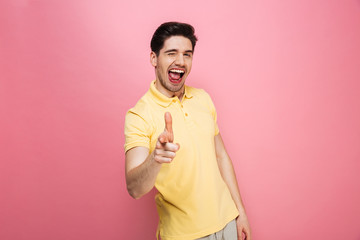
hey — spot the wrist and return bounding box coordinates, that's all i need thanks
[237,208,247,216]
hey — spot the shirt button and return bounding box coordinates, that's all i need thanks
[181,105,184,108]
[185,113,188,117]
[172,99,176,103]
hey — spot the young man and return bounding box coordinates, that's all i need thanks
[124,22,251,240]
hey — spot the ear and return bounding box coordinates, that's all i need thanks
[150,51,157,67]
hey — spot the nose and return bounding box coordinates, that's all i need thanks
[174,54,185,66]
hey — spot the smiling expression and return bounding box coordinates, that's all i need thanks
[151,36,193,98]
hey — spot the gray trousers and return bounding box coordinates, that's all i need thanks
[196,219,237,240]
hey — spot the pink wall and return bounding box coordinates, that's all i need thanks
[1,0,359,239]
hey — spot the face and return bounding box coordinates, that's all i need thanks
[150,36,193,97]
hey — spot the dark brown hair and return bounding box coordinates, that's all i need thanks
[150,22,198,56]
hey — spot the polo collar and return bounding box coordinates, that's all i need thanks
[149,80,193,107]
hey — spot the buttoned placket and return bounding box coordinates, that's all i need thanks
[180,98,189,119]
[171,97,190,120]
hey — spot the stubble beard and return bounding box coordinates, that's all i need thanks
[158,74,185,94]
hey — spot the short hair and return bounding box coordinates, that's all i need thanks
[151,22,198,56]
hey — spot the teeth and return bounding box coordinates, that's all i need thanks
[169,69,184,73]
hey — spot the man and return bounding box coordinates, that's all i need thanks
[124,22,251,240]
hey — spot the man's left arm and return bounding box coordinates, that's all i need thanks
[214,133,251,240]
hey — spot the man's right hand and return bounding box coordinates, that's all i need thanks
[153,112,180,163]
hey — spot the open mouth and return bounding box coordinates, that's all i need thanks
[168,68,185,83]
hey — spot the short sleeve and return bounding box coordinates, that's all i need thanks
[124,109,151,153]
[203,91,220,136]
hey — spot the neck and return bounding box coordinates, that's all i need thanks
[173,90,185,101]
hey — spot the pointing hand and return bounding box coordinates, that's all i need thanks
[154,112,180,163]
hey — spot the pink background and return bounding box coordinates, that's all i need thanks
[1,0,360,239]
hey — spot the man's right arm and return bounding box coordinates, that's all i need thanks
[125,147,162,199]
[125,112,179,199]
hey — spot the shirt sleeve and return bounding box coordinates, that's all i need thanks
[124,109,151,153]
[203,91,220,136]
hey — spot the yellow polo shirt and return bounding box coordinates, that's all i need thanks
[124,81,239,240]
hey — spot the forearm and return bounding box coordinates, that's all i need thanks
[215,134,251,239]
[126,150,162,199]
[218,155,247,214]
[215,134,247,214]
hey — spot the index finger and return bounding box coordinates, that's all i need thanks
[164,112,173,134]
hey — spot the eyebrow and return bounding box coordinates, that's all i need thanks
[164,49,193,54]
